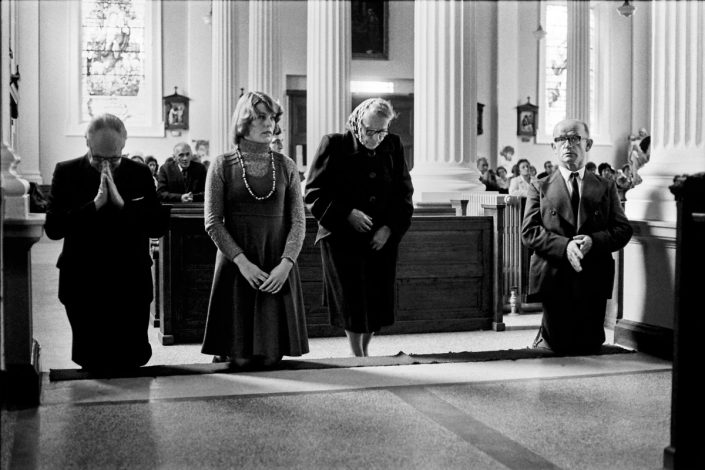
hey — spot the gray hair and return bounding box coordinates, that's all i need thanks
[85,114,127,140]
[346,98,397,143]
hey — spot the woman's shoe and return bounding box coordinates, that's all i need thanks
[212,355,230,363]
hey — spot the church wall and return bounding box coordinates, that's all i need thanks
[29,0,651,193]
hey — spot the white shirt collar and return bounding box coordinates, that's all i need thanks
[558,165,585,183]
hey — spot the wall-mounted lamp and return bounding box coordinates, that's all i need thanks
[533,24,547,41]
[617,0,636,18]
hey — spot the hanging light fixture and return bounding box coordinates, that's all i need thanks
[617,0,636,18]
[533,23,547,40]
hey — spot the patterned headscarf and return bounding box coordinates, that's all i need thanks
[346,98,396,144]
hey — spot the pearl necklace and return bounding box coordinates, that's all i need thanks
[235,146,276,200]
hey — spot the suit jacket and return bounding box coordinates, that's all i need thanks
[304,131,414,244]
[46,155,169,304]
[521,169,633,300]
[157,159,207,202]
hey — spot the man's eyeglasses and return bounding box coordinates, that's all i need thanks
[363,126,389,138]
[91,153,124,164]
[553,135,583,146]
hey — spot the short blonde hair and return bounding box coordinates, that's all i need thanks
[230,91,283,145]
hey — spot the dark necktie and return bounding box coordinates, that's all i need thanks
[570,172,580,225]
[182,168,190,192]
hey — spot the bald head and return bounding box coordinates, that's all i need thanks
[173,142,193,169]
[551,119,593,172]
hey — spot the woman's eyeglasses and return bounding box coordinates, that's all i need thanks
[363,126,389,138]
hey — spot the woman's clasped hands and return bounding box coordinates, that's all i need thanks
[234,254,293,294]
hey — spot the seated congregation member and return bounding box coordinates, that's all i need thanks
[522,119,632,354]
[305,98,414,357]
[201,91,308,367]
[508,158,537,197]
[145,155,159,187]
[496,166,509,194]
[597,162,615,181]
[536,160,554,179]
[157,142,207,203]
[45,114,168,370]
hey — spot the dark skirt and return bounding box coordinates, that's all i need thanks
[201,250,309,359]
[320,234,399,333]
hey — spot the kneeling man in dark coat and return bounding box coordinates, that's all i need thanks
[522,119,633,354]
[46,114,168,370]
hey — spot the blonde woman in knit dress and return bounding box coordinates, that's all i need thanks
[201,91,308,367]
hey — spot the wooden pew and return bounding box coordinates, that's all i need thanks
[157,205,494,344]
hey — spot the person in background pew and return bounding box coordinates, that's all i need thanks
[201,91,309,368]
[145,155,159,187]
[305,98,414,357]
[508,158,538,197]
[157,142,207,203]
[522,119,633,354]
[45,114,169,371]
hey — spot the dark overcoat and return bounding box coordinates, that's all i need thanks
[304,131,414,333]
[46,155,169,367]
[522,169,633,352]
[156,159,207,202]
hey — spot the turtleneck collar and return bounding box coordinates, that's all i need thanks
[239,138,271,154]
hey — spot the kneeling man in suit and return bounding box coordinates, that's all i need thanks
[522,119,633,354]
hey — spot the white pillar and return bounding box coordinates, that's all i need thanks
[626,1,705,223]
[210,0,238,158]
[306,0,350,169]
[496,1,519,167]
[14,0,41,183]
[248,0,282,100]
[412,0,483,203]
[566,0,590,123]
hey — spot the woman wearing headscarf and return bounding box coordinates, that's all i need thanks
[201,91,308,367]
[305,98,414,356]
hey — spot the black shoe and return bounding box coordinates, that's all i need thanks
[212,355,230,363]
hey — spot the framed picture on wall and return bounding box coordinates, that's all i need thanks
[163,87,190,131]
[352,1,389,60]
[516,97,538,139]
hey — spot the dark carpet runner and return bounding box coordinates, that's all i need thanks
[49,345,633,381]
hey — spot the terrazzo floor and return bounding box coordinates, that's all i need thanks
[6,236,671,469]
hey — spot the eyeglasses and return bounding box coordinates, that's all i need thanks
[363,126,389,138]
[91,153,124,164]
[553,135,583,146]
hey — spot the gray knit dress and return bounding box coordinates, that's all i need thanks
[201,139,308,359]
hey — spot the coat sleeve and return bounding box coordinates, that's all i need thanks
[521,181,571,262]
[304,134,354,232]
[45,161,99,241]
[118,164,170,238]
[380,136,414,240]
[157,166,184,202]
[191,164,207,202]
[589,180,633,254]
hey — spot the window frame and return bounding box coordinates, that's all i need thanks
[65,0,164,137]
[536,0,611,146]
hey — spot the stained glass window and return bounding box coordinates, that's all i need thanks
[80,0,146,122]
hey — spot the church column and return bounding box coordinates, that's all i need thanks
[626,1,705,223]
[306,0,350,167]
[566,0,590,123]
[210,0,237,158]
[412,0,483,202]
[495,1,519,166]
[248,0,282,99]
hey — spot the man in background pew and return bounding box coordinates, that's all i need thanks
[157,142,207,203]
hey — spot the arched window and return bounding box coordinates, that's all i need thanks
[537,0,611,144]
[67,0,163,136]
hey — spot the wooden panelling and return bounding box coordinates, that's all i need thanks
[158,210,494,343]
